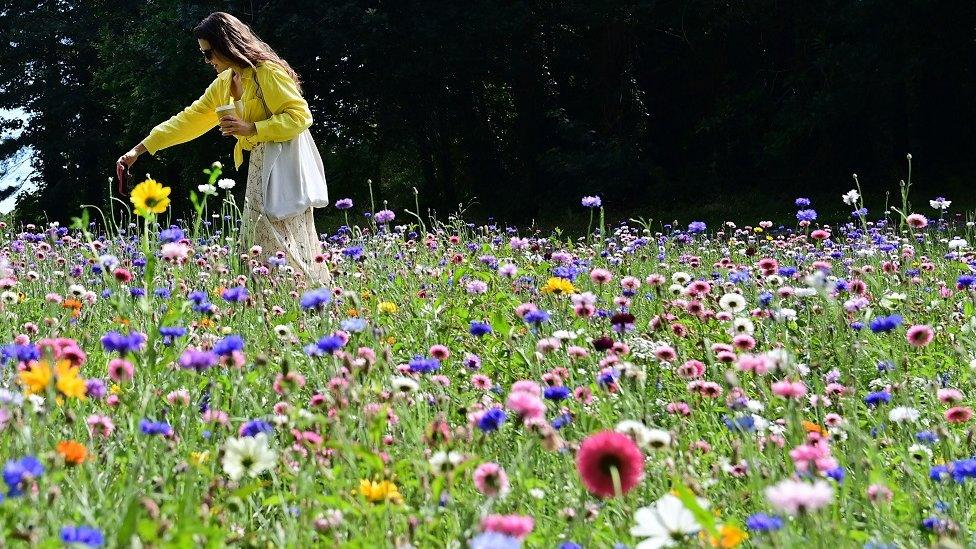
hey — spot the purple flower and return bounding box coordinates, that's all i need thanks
[221,286,249,302]
[374,209,395,224]
[334,198,354,210]
[581,196,602,208]
[796,209,818,222]
[178,348,218,372]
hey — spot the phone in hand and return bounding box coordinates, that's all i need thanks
[116,162,134,195]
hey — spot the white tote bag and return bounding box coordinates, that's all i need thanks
[254,77,329,221]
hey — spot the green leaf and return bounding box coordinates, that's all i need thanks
[115,497,141,547]
[672,479,719,538]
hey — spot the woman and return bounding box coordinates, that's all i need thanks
[116,12,329,285]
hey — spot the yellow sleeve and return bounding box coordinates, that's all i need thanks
[252,62,312,142]
[142,75,224,155]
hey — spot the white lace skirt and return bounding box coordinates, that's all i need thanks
[243,143,330,285]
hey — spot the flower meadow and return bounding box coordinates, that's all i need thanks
[2,162,976,548]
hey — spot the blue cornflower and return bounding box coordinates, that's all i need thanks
[158,227,184,244]
[543,386,571,401]
[342,246,364,260]
[957,274,975,288]
[581,196,602,208]
[723,415,756,433]
[864,391,891,408]
[551,413,573,429]
[221,286,248,302]
[340,318,368,332]
[523,309,550,325]
[188,290,209,304]
[138,419,173,437]
[408,356,441,374]
[153,287,171,298]
[795,198,811,207]
[3,456,44,496]
[916,431,939,444]
[950,458,976,483]
[758,292,773,307]
[129,287,146,298]
[100,331,146,354]
[316,335,346,354]
[778,266,797,277]
[213,335,244,356]
[687,221,706,234]
[1,343,40,365]
[745,513,783,532]
[850,321,864,331]
[477,407,507,432]
[61,525,105,547]
[825,467,845,483]
[558,543,582,549]
[796,209,818,222]
[240,419,274,437]
[300,288,332,310]
[469,320,493,337]
[869,314,902,333]
[597,368,619,388]
[470,532,521,549]
[852,207,868,218]
[728,270,750,284]
[552,265,580,281]
[159,326,187,346]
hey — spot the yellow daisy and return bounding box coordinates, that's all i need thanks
[540,277,577,295]
[357,479,402,504]
[130,178,171,215]
[18,359,87,400]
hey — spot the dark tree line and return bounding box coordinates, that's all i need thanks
[2,1,974,227]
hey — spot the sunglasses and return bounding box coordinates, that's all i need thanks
[200,48,214,62]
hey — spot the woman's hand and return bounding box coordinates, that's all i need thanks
[219,114,257,137]
[117,144,145,169]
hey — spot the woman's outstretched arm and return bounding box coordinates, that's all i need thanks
[141,74,225,155]
[249,62,312,143]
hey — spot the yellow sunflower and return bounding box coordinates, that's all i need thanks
[130,178,171,215]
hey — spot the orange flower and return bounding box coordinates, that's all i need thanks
[56,440,87,465]
[801,420,827,436]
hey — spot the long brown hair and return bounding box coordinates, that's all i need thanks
[193,12,303,94]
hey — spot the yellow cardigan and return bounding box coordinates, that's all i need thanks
[142,61,312,170]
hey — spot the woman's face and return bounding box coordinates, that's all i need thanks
[198,38,233,74]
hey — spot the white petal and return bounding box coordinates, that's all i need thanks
[635,536,674,549]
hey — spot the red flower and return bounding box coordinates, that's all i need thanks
[945,406,973,424]
[576,431,644,498]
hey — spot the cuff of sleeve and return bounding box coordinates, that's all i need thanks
[141,135,162,155]
[253,119,269,141]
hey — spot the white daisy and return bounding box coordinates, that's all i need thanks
[719,293,746,312]
[222,433,277,481]
[631,493,705,549]
[888,406,920,424]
